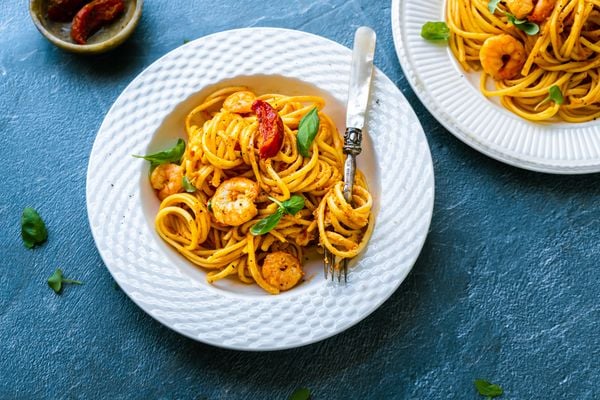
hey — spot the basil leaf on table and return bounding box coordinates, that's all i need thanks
[47,268,83,294]
[488,0,501,14]
[21,207,48,249]
[289,387,311,400]
[421,21,450,41]
[133,138,186,168]
[474,379,503,398]
[296,107,320,158]
[506,13,540,35]
[250,195,305,235]
[182,176,196,193]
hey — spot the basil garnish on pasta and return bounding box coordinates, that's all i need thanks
[506,13,540,35]
[547,85,565,105]
[487,0,501,14]
[21,207,48,249]
[297,107,320,158]
[182,176,196,193]
[421,22,450,41]
[537,85,564,109]
[133,138,186,168]
[250,195,305,235]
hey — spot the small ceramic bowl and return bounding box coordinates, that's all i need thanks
[30,0,143,54]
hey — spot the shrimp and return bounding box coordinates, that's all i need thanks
[261,251,304,291]
[211,177,259,226]
[223,91,256,114]
[505,0,534,19]
[529,0,556,23]
[479,34,526,80]
[150,163,183,200]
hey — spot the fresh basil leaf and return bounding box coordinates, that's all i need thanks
[281,195,305,216]
[47,269,83,294]
[21,207,48,249]
[250,209,284,236]
[506,13,540,35]
[267,196,285,209]
[488,0,501,14]
[296,107,320,158]
[548,85,564,105]
[474,379,503,397]
[207,200,212,212]
[289,387,311,400]
[537,85,564,109]
[182,176,196,193]
[421,21,450,41]
[133,139,186,167]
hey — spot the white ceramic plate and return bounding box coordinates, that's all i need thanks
[86,28,434,350]
[392,0,600,174]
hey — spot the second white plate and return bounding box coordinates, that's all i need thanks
[392,0,600,174]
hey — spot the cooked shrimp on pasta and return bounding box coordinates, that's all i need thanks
[138,87,374,294]
[447,0,600,122]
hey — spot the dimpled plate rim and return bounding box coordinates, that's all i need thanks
[392,0,600,174]
[86,27,435,351]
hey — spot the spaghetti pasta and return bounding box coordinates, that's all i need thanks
[149,87,374,294]
[447,0,600,122]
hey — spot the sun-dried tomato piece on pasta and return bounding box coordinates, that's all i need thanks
[251,99,284,159]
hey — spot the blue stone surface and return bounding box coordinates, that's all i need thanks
[1,1,599,399]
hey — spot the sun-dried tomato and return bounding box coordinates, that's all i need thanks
[251,100,284,159]
[71,0,125,44]
[47,0,91,22]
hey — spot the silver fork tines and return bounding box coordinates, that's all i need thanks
[322,247,347,283]
[323,248,331,279]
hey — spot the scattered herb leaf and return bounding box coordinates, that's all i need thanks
[488,0,501,14]
[183,39,190,44]
[182,176,196,193]
[474,379,503,398]
[207,200,213,212]
[133,139,186,169]
[296,107,320,158]
[21,207,48,249]
[47,269,83,294]
[537,85,564,109]
[506,13,540,35]
[547,85,564,105]
[279,195,305,215]
[250,195,305,235]
[289,388,311,400]
[250,208,284,236]
[421,21,450,41]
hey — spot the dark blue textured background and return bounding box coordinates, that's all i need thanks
[1,1,599,399]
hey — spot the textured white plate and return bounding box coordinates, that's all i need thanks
[392,0,600,174]
[86,28,434,350]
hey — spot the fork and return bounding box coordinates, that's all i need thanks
[322,26,376,283]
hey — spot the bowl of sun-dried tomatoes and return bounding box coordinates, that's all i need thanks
[30,0,143,54]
